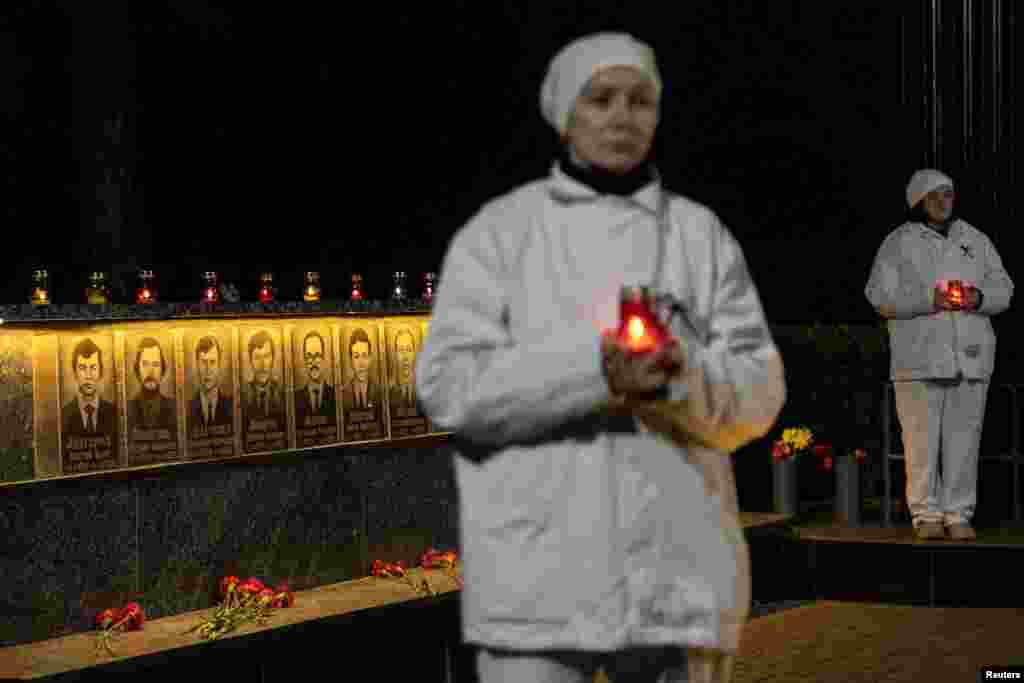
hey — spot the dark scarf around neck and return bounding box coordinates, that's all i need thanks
[557,146,655,197]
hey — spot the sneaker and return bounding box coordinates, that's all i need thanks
[946,523,977,541]
[914,522,945,540]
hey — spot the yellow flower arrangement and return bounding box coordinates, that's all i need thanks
[772,426,814,462]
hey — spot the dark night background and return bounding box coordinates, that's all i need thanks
[1,2,1019,327]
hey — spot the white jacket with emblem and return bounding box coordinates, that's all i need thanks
[864,219,1013,380]
[415,163,786,654]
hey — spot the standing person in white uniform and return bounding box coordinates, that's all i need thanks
[865,169,1013,540]
[416,33,785,683]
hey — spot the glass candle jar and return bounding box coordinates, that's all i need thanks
[351,273,363,301]
[31,269,49,305]
[947,279,964,308]
[618,286,669,354]
[259,272,275,303]
[303,271,321,302]
[422,272,436,303]
[136,269,156,304]
[392,271,406,300]
[202,271,220,303]
[86,271,110,305]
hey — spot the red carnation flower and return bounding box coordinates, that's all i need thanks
[95,608,119,630]
[219,575,240,598]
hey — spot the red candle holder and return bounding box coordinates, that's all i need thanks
[423,272,436,303]
[303,271,321,302]
[136,269,156,304]
[202,271,220,303]
[946,279,964,308]
[618,286,670,354]
[259,272,275,303]
[351,273,363,301]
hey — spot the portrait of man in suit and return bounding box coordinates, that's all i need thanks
[127,337,177,432]
[188,334,234,431]
[242,329,285,432]
[293,330,336,429]
[341,325,383,441]
[342,327,380,412]
[62,337,117,439]
[388,326,419,411]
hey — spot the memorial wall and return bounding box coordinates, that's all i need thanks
[0,307,438,485]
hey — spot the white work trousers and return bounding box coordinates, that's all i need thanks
[476,647,689,683]
[893,377,990,526]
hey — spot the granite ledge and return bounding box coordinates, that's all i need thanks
[0,568,462,680]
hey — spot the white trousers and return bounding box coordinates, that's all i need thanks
[477,647,690,683]
[893,377,990,526]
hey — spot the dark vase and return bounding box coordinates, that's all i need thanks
[834,453,861,526]
[772,457,799,516]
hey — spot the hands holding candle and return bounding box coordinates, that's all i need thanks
[601,330,685,398]
[934,280,982,312]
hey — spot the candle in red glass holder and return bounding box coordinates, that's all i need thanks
[947,279,964,308]
[303,271,321,302]
[422,272,436,302]
[618,286,669,354]
[202,271,219,303]
[259,272,274,303]
[136,269,156,304]
[31,269,49,305]
[351,274,363,301]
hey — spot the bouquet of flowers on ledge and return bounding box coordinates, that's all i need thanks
[771,426,814,463]
[372,547,463,596]
[183,575,294,641]
[94,602,145,657]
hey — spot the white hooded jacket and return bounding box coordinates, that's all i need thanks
[864,219,1013,380]
[416,163,785,654]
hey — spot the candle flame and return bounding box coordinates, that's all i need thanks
[628,316,647,340]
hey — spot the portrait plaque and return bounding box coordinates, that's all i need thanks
[339,321,385,442]
[384,320,429,439]
[124,332,181,465]
[0,334,34,482]
[59,334,120,473]
[183,328,238,460]
[420,319,446,435]
[290,324,340,448]
[239,327,288,454]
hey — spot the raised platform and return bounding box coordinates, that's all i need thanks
[746,505,1024,608]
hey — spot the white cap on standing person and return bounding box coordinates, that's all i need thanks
[906,169,954,208]
[539,32,662,138]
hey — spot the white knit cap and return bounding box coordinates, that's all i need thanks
[540,32,662,137]
[906,169,954,208]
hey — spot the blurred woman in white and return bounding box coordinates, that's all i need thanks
[417,33,785,682]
